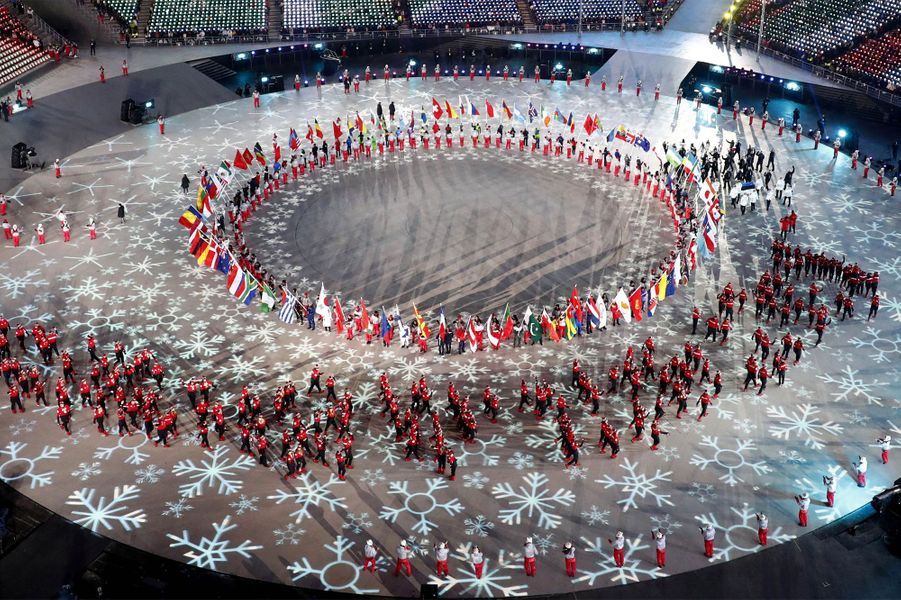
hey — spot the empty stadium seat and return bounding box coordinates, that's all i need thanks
[0,7,51,86]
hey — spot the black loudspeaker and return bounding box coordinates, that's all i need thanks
[420,583,438,599]
[121,98,135,121]
[11,142,27,169]
[128,106,144,124]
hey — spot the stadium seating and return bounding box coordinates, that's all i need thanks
[0,6,50,86]
[832,28,901,88]
[407,0,521,27]
[148,0,266,33]
[735,0,901,59]
[96,0,139,26]
[530,0,642,24]
[283,0,396,30]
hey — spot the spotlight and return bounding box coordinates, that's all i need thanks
[235,52,247,60]
[144,98,155,109]
[303,80,309,86]
[409,59,417,67]
[837,129,847,139]
[265,48,269,53]
[701,85,712,94]
[710,65,724,73]
[555,63,563,70]
[261,76,269,83]
[785,81,801,91]
[511,43,523,50]
[313,43,323,49]
[251,50,256,55]
[587,48,599,55]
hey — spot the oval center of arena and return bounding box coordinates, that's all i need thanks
[247,150,677,315]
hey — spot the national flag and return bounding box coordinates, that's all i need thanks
[355,113,366,135]
[413,303,431,338]
[594,295,608,328]
[178,206,205,231]
[649,282,660,316]
[359,300,370,333]
[593,114,602,132]
[468,96,480,116]
[528,102,538,122]
[501,100,512,119]
[196,237,219,268]
[587,296,601,326]
[540,309,560,342]
[500,304,513,340]
[228,264,249,301]
[485,315,500,350]
[305,124,314,142]
[485,100,495,118]
[583,114,597,136]
[658,270,668,300]
[445,100,458,119]
[687,238,697,272]
[527,308,541,340]
[613,288,632,324]
[512,104,525,122]
[628,288,644,322]
[566,112,574,128]
[315,284,328,318]
[673,255,682,290]
[420,108,428,123]
[288,128,300,150]
[273,145,281,163]
[380,310,391,340]
[313,120,324,139]
[216,160,233,185]
[216,252,230,275]
[334,297,345,333]
[467,317,479,352]
[233,149,249,170]
[253,142,266,165]
[564,305,577,340]
[633,133,651,152]
[241,148,254,167]
[279,292,297,324]
[332,119,343,140]
[432,97,444,120]
[665,147,681,169]
[207,172,224,199]
[196,186,212,218]
[437,308,447,340]
[260,283,276,313]
[553,107,566,124]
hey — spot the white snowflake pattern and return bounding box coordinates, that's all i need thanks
[464,514,496,537]
[379,478,465,535]
[229,494,260,515]
[359,468,386,486]
[766,403,843,449]
[0,269,48,299]
[817,366,885,406]
[134,464,166,484]
[506,451,535,471]
[172,445,256,498]
[693,503,794,561]
[575,535,666,586]
[162,498,194,519]
[267,472,347,523]
[449,357,492,382]
[388,355,433,381]
[71,462,103,481]
[427,543,528,597]
[463,471,490,489]
[689,436,771,486]
[688,482,718,503]
[66,485,146,532]
[581,505,611,526]
[491,472,576,530]
[847,327,901,364]
[454,434,506,467]
[0,441,62,488]
[287,535,385,593]
[595,458,674,511]
[167,515,263,570]
[273,522,306,545]
[173,331,226,360]
[93,432,151,465]
[342,511,374,534]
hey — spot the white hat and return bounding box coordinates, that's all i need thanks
[400,539,408,546]
[440,542,447,549]
[564,542,572,549]
[366,539,373,546]
[615,531,624,538]
[526,537,533,544]
[886,435,892,442]
[801,492,809,499]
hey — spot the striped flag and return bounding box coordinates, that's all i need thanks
[279,292,297,324]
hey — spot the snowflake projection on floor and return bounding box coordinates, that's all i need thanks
[567,465,588,480]
[0,269,48,299]
[847,326,901,364]
[575,535,666,586]
[228,494,260,516]
[693,503,794,562]
[271,522,306,547]
[656,445,680,462]
[66,484,146,532]
[491,472,576,530]
[167,515,263,570]
[267,472,347,523]
[172,445,257,498]
[794,465,856,524]
[359,468,386,487]
[342,511,374,534]
[286,535,385,594]
[581,505,611,526]
[650,513,683,531]
[777,449,808,465]
[463,471,490,490]
[448,357,492,383]
[766,403,843,449]
[223,354,268,384]
[595,458,674,512]
[0,441,62,488]
[173,331,226,360]
[71,462,103,481]
[452,434,506,467]
[688,481,718,503]
[161,498,194,519]
[817,366,885,406]
[7,418,37,437]
[380,478,465,535]
[65,307,128,336]
[848,221,900,249]
[388,355,432,381]
[134,464,166,484]
[464,514,496,538]
[689,436,771,486]
[506,451,535,471]
[426,543,528,598]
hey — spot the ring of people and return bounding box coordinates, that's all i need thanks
[0,75,897,597]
